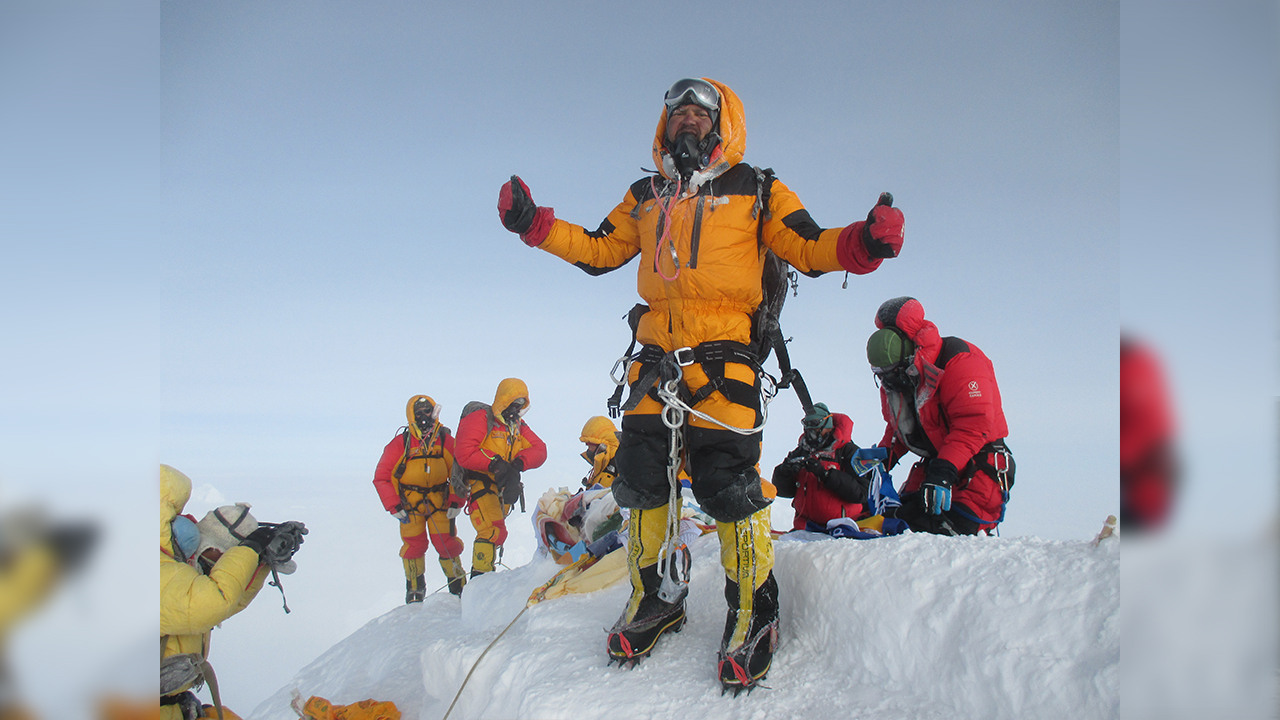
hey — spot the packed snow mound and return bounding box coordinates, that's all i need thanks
[249,532,1118,720]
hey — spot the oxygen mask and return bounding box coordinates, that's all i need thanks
[874,361,917,394]
[502,397,528,426]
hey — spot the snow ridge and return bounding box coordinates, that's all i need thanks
[250,531,1117,720]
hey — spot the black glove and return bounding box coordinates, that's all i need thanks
[922,459,958,515]
[771,461,799,498]
[783,446,808,465]
[490,457,522,487]
[241,521,308,567]
[490,457,523,503]
[803,456,827,479]
[500,472,524,505]
[499,175,538,234]
[821,467,871,505]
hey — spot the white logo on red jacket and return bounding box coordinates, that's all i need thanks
[968,380,982,398]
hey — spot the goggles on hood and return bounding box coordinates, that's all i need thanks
[873,361,917,393]
[664,78,720,115]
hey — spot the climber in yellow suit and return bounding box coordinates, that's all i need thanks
[160,465,307,719]
[453,378,547,577]
[373,395,468,600]
[579,415,621,489]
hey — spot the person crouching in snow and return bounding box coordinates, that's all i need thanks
[865,297,1015,536]
[771,402,874,531]
[497,76,904,692]
[579,415,621,490]
[453,378,547,578]
[373,395,468,601]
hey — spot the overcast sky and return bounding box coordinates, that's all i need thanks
[0,1,1275,716]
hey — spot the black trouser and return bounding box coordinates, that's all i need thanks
[614,413,768,523]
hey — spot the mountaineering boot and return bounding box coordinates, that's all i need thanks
[403,557,426,604]
[470,539,496,578]
[606,557,688,665]
[716,509,778,694]
[606,505,688,666]
[718,572,779,694]
[439,555,467,596]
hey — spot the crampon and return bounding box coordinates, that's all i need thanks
[717,619,778,695]
[605,601,686,667]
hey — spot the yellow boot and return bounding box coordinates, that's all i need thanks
[471,539,495,578]
[606,505,689,665]
[439,555,466,596]
[403,557,426,603]
[716,508,778,694]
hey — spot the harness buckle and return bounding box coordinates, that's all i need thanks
[673,347,696,367]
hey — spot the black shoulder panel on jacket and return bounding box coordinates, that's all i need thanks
[710,163,764,197]
[586,217,616,239]
[936,336,971,369]
[780,208,824,241]
[629,176,657,204]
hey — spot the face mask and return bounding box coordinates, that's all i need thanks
[875,362,917,394]
[502,398,528,425]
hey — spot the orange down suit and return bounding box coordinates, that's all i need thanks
[530,78,890,524]
[453,379,547,573]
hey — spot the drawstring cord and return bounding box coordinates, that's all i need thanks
[650,175,683,281]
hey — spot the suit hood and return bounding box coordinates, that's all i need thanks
[405,394,438,440]
[492,378,530,419]
[159,464,192,554]
[652,77,746,184]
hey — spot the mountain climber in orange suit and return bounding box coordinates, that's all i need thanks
[453,378,547,577]
[373,395,468,600]
[497,77,904,692]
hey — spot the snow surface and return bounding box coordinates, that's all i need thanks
[247,529,1121,720]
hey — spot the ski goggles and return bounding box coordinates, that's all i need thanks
[872,361,917,393]
[664,78,720,114]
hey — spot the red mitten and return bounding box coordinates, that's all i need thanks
[498,175,555,247]
[861,193,903,259]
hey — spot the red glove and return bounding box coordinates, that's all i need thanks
[446,492,465,519]
[498,175,555,247]
[860,192,904,259]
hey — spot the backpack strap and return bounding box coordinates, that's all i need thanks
[751,166,814,415]
[393,427,411,480]
[607,303,650,418]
